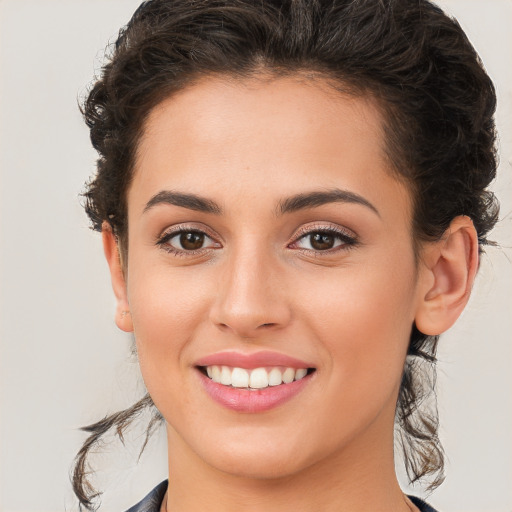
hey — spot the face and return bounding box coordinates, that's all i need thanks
[120,75,427,479]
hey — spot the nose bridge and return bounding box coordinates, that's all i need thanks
[210,237,290,337]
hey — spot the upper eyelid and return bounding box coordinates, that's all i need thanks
[291,223,357,241]
[157,223,222,243]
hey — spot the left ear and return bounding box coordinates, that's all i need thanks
[415,216,479,336]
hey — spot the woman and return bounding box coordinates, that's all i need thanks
[73,0,499,510]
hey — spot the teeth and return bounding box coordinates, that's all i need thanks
[231,367,249,388]
[211,365,221,383]
[249,368,268,389]
[205,365,309,389]
[295,368,307,380]
[268,367,282,386]
[220,366,231,385]
[282,367,295,384]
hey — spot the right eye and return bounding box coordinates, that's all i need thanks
[158,228,220,255]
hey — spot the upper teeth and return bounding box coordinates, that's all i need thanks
[205,365,308,389]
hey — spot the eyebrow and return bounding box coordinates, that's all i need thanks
[143,187,380,217]
[144,190,222,214]
[277,188,380,217]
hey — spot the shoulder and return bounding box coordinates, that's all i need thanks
[409,495,440,512]
[125,480,168,512]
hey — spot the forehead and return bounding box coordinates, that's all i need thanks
[130,75,411,223]
[137,74,386,164]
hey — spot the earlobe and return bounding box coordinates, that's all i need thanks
[102,222,134,333]
[415,216,479,336]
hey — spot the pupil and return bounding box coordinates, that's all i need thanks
[311,233,334,250]
[180,232,204,250]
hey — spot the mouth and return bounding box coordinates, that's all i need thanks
[194,351,317,412]
[197,365,316,390]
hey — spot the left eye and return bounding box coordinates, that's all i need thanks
[294,231,351,251]
[164,231,216,251]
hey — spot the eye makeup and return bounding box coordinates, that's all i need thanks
[155,223,222,257]
[155,221,359,259]
[288,222,359,255]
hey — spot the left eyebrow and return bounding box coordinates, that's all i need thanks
[276,188,380,217]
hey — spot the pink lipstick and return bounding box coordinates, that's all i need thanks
[195,350,314,369]
[195,351,315,413]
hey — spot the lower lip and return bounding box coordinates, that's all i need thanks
[198,370,312,413]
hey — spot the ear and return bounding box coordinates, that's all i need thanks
[415,216,479,336]
[102,222,133,332]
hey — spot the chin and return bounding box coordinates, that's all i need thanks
[188,429,325,481]
[206,450,310,481]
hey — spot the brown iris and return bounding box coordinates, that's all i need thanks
[180,232,205,250]
[310,232,335,250]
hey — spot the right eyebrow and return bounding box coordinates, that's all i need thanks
[143,190,222,215]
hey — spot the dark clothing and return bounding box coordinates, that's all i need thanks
[410,495,439,512]
[125,480,439,512]
[125,481,168,512]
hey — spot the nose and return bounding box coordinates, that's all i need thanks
[209,245,292,339]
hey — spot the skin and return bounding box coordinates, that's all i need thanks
[103,75,478,512]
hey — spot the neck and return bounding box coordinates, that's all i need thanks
[163,407,413,512]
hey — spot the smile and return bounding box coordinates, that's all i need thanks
[201,365,310,390]
[195,351,316,413]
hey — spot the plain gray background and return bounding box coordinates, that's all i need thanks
[0,0,511,511]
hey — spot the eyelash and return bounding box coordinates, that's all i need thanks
[156,224,358,257]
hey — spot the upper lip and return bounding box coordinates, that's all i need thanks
[195,350,315,370]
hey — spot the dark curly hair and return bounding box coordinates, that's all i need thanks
[75,0,499,509]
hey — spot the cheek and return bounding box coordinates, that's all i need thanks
[298,255,418,399]
[126,266,213,377]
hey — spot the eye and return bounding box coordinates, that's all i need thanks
[173,231,208,250]
[157,227,220,254]
[291,227,357,253]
